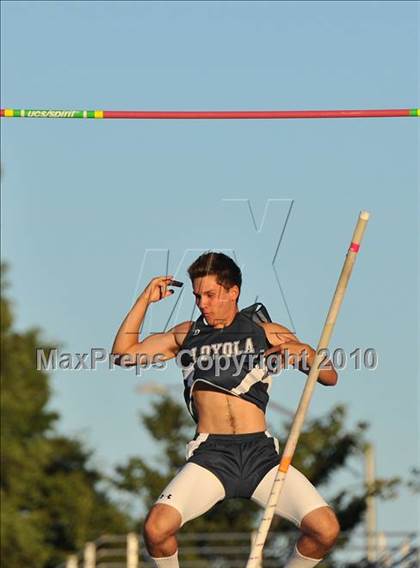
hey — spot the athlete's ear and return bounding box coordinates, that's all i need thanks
[229,285,240,302]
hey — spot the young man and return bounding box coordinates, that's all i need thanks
[112,252,340,568]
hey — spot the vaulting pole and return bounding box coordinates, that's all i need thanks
[246,211,370,568]
[1,108,418,119]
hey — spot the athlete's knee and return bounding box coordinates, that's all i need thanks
[143,504,182,546]
[318,511,340,548]
[301,506,340,549]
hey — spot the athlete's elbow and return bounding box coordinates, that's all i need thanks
[325,370,339,386]
[110,345,138,367]
[317,369,338,386]
[111,352,135,367]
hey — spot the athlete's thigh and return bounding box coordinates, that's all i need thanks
[250,465,328,527]
[155,462,226,527]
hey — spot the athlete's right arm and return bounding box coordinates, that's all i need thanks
[113,321,192,367]
[111,275,191,367]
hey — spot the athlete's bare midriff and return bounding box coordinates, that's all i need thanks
[193,383,267,434]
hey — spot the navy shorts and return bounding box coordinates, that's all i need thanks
[186,431,280,499]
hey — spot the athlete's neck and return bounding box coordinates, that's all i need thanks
[211,307,239,329]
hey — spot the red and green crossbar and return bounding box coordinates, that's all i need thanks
[1,108,419,120]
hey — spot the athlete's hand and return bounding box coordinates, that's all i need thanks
[141,276,175,304]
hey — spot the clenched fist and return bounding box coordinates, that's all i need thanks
[141,275,176,304]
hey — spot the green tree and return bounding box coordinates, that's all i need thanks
[1,266,132,568]
[113,395,400,567]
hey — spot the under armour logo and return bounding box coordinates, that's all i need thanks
[159,493,172,500]
[193,329,200,336]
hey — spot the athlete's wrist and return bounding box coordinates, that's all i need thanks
[135,291,153,308]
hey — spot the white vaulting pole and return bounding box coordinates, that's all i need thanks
[246,211,370,568]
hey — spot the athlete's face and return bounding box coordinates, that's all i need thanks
[192,274,239,327]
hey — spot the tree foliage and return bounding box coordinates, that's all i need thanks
[1,266,132,567]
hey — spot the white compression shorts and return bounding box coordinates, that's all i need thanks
[155,431,328,527]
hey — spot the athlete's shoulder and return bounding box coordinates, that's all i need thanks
[170,321,194,346]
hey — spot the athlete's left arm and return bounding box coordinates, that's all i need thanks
[260,322,338,386]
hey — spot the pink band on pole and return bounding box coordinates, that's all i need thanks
[349,242,360,253]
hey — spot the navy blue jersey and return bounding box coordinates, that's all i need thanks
[179,303,274,423]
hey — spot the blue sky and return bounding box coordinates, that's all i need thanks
[1,0,418,541]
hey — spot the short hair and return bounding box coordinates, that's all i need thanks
[187,252,242,297]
